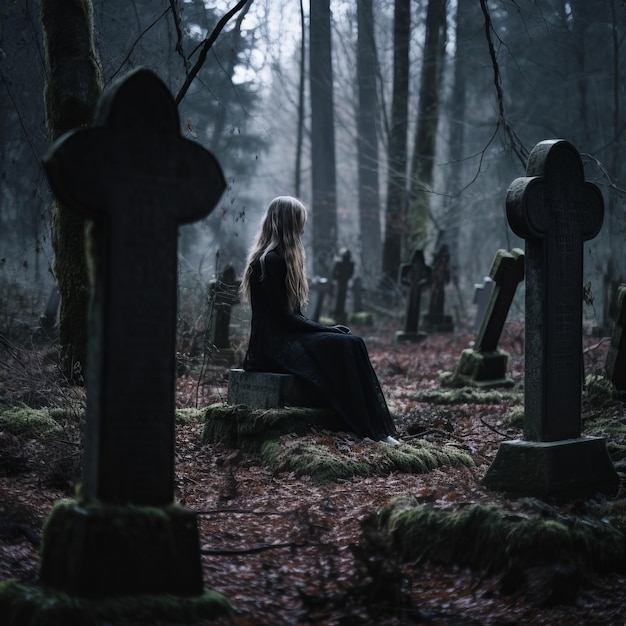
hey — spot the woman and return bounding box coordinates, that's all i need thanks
[240,196,399,444]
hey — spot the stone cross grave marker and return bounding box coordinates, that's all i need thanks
[44,69,225,506]
[423,243,454,333]
[506,140,602,441]
[396,248,431,342]
[484,139,617,495]
[209,265,240,363]
[332,248,354,324]
[38,69,227,602]
[606,284,626,395]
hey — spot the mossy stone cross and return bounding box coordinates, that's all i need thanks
[506,140,603,442]
[44,68,226,505]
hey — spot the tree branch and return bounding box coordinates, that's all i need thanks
[479,0,529,168]
[174,0,252,105]
[168,0,189,72]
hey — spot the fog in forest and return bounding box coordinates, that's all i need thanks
[2,0,625,338]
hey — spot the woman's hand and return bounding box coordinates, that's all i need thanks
[332,324,352,334]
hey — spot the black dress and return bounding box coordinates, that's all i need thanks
[243,249,396,440]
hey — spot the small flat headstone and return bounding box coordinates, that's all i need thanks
[228,369,323,409]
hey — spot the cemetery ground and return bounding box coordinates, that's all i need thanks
[1,321,626,625]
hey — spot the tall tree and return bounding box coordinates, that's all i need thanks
[381,0,410,284]
[407,0,446,251]
[42,0,103,379]
[356,0,382,286]
[295,0,306,197]
[309,0,337,276]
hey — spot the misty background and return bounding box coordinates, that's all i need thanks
[2,0,625,345]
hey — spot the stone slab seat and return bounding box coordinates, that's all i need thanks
[227,368,324,409]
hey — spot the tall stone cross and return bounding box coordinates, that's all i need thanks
[506,139,602,441]
[44,69,226,506]
[396,248,431,342]
[484,139,618,496]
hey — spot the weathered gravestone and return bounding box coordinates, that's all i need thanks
[422,244,454,333]
[310,275,331,323]
[350,276,374,325]
[396,249,431,342]
[38,69,227,601]
[472,276,495,331]
[605,284,626,396]
[208,265,240,364]
[484,139,618,496]
[448,249,524,388]
[332,248,354,325]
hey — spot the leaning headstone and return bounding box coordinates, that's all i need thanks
[23,69,229,618]
[208,265,240,364]
[472,276,495,331]
[446,248,524,388]
[484,139,618,496]
[396,249,431,342]
[422,244,454,333]
[606,284,626,396]
[332,248,354,324]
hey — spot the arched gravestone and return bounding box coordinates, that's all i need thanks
[38,69,227,600]
[484,140,618,496]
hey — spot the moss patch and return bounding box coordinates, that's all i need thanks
[203,403,474,484]
[0,406,63,438]
[0,579,231,626]
[378,496,626,576]
[407,388,521,405]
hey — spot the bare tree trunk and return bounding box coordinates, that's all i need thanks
[381,0,410,285]
[295,0,306,197]
[407,0,446,252]
[356,0,382,287]
[309,0,337,276]
[42,0,103,380]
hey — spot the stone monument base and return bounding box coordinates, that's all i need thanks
[447,348,514,388]
[0,579,230,626]
[422,313,454,333]
[483,436,619,497]
[39,500,204,598]
[228,369,323,409]
[395,330,427,343]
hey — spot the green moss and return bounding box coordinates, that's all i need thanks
[204,403,474,483]
[378,497,626,575]
[0,579,231,626]
[0,406,63,438]
[175,407,206,423]
[409,388,521,405]
[39,501,205,599]
[584,374,618,407]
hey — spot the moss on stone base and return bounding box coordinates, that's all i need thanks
[0,579,231,626]
[443,348,514,389]
[40,500,204,598]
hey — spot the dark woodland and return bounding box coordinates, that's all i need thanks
[2,1,626,624]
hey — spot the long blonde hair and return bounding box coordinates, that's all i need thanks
[240,196,309,312]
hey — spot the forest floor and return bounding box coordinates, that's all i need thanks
[1,321,626,625]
